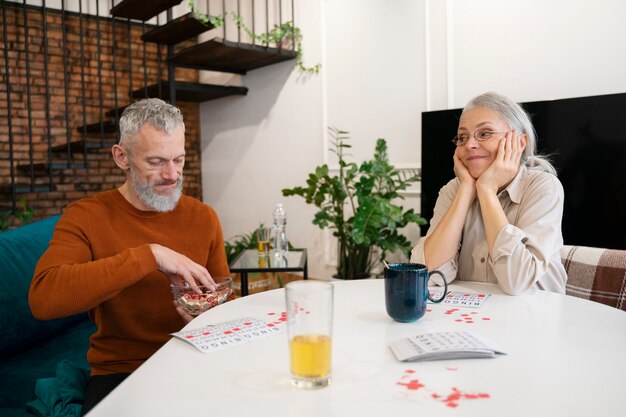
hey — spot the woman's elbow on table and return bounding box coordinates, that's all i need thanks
[495,269,538,295]
[491,263,538,295]
[498,282,534,296]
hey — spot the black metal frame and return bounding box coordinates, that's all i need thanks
[0,0,297,216]
[0,1,160,215]
[230,249,308,297]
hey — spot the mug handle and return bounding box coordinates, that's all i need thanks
[426,270,448,303]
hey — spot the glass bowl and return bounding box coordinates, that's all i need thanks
[171,277,233,316]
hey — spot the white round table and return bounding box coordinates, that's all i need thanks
[86,279,626,417]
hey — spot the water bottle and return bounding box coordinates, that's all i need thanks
[272,203,289,258]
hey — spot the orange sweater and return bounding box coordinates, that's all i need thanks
[29,189,230,375]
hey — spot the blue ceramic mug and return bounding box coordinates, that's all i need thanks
[384,263,448,323]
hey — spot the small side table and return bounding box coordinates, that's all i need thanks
[229,249,308,296]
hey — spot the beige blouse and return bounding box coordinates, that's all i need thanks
[411,165,567,294]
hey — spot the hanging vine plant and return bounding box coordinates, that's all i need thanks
[187,0,320,75]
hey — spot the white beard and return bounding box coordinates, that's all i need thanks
[129,165,183,212]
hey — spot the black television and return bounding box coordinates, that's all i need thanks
[421,92,626,250]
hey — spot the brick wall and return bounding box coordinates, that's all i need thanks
[0,3,203,226]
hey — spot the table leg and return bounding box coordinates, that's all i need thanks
[240,271,249,297]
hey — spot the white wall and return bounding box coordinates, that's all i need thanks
[199,0,328,276]
[200,0,626,279]
[447,0,626,106]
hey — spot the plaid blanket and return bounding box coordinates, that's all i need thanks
[561,245,626,311]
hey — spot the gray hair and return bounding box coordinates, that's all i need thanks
[462,92,557,175]
[118,98,185,153]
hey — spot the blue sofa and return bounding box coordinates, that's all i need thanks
[0,216,96,417]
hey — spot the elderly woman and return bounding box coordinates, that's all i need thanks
[411,92,567,295]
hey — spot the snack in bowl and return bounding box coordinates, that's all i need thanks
[171,277,233,316]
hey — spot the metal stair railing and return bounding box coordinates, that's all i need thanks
[0,0,297,218]
[0,1,160,215]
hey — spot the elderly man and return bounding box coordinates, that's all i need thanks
[29,98,230,414]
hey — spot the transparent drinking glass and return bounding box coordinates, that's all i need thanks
[285,280,334,389]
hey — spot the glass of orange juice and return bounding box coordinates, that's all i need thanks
[256,226,271,257]
[285,280,333,389]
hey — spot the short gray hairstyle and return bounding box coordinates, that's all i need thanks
[462,92,556,175]
[118,98,185,152]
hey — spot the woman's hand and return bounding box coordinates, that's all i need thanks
[453,148,477,197]
[476,131,524,194]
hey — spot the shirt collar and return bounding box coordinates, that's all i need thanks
[500,165,527,204]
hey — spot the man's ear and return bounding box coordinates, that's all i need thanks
[112,144,130,171]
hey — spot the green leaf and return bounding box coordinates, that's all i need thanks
[186,1,319,74]
[281,129,425,278]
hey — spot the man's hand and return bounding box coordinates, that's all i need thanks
[149,244,216,293]
[173,300,194,324]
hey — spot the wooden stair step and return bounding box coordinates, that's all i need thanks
[0,184,55,194]
[131,81,248,102]
[110,0,182,21]
[51,140,118,154]
[141,12,214,44]
[169,38,297,74]
[17,162,88,175]
[105,106,128,118]
[76,121,118,135]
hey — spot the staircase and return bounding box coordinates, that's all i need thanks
[0,0,297,220]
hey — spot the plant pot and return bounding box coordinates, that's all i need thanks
[276,37,293,50]
[336,243,371,280]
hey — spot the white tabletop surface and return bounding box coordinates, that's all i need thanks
[87,279,626,417]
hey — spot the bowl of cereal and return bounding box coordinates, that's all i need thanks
[171,277,233,316]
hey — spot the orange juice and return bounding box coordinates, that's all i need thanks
[289,334,332,378]
[257,240,270,255]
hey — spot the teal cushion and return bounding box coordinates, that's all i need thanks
[0,318,95,410]
[26,360,89,417]
[0,215,87,358]
[0,408,32,417]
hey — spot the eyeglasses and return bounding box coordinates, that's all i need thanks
[451,129,510,146]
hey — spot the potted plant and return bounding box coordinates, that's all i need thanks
[187,1,320,75]
[224,226,259,265]
[282,128,427,279]
[1,198,36,232]
[224,225,297,293]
